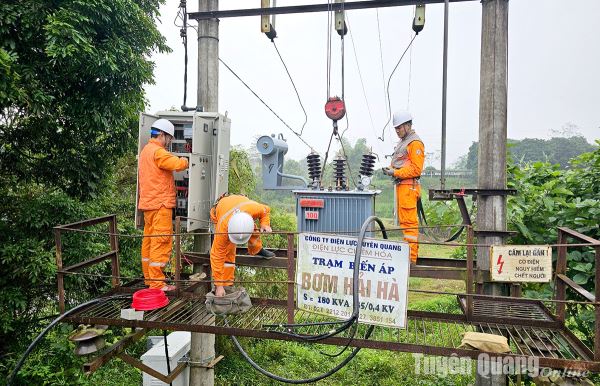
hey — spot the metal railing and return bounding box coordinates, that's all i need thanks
[554,227,600,360]
[54,214,120,314]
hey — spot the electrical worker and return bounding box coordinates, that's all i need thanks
[382,111,425,263]
[138,119,189,291]
[210,194,275,297]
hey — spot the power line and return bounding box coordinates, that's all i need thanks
[378,33,417,142]
[375,9,388,117]
[271,41,308,136]
[219,57,316,152]
[346,16,376,137]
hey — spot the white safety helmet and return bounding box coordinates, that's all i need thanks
[151,118,175,137]
[392,110,413,127]
[227,210,255,244]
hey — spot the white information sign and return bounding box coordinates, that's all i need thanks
[297,233,410,328]
[490,245,552,282]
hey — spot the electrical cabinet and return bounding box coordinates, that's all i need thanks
[136,111,231,231]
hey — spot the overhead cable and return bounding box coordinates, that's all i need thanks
[346,17,376,137]
[378,34,417,142]
[271,41,308,136]
[376,9,388,117]
[219,58,315,152]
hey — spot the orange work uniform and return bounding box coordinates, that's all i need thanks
[210,195,271,287]
[138,138,188,288]
[390,131,425,263]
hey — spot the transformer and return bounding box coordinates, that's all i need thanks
[136,111,231,231]
[293,190,378,236]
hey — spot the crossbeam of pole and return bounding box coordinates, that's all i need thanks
[188,0,476,20]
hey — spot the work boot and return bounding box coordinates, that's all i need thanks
[256,248,275,259]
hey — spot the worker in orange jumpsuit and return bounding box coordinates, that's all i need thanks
[210,194,275,297]
[383,111,425,263]
[138,118,189,291]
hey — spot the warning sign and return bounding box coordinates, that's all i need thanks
[490,245,552,282]
[296,233,410,328]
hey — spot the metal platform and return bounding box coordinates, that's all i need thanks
[458,296,555,323]
[53,217,600,374]
[65,288,599,372]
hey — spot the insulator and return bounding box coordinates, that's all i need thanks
[333,156,347,190]
[360,153,376,177]
[306,152,322,185]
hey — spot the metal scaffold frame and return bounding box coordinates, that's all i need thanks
[52,215,600,375]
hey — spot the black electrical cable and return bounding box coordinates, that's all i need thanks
[219,57,315,152]
[378,34,417,142]
[163,330,173,386]
[228,216,387,383]
[7,295,131,386]
[230,324,374,384]
[271,41,308,137]
[264,217,388,343]
[317,320,358,358]
[181,1,189,110]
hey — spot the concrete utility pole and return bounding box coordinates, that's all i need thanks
[189,1,218,386]
[476,0,509,385]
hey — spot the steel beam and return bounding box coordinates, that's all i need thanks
[83,328,147,374]
[117,353,187,384]
[188,0,476,20]
[60,250,117,273]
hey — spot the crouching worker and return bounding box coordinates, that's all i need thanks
[210,195,275,297]
[138,119,189,291]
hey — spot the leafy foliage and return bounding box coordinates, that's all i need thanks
[0,0,169,199]
[0,0,168,382]
[508,143,600,346]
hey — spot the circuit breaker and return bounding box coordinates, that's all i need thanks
[136,111,231,231]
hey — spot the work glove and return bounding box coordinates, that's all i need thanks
[382,167,395,177]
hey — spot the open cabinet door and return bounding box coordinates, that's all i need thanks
[187,114,215,231]
[135,113,159,229]
[212,115,231,201]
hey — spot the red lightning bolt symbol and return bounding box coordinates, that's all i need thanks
[497,255,504,274]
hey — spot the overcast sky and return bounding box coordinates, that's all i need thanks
[145,0,600,168]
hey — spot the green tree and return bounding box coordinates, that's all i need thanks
[0,0,169,198]
[508,142,600,347]
[0,0,169,381]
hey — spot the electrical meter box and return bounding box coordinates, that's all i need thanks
[136,111,231,231]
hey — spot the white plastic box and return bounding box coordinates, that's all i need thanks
[141,331,191,386]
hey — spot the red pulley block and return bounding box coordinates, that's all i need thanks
[324,97,346,121]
